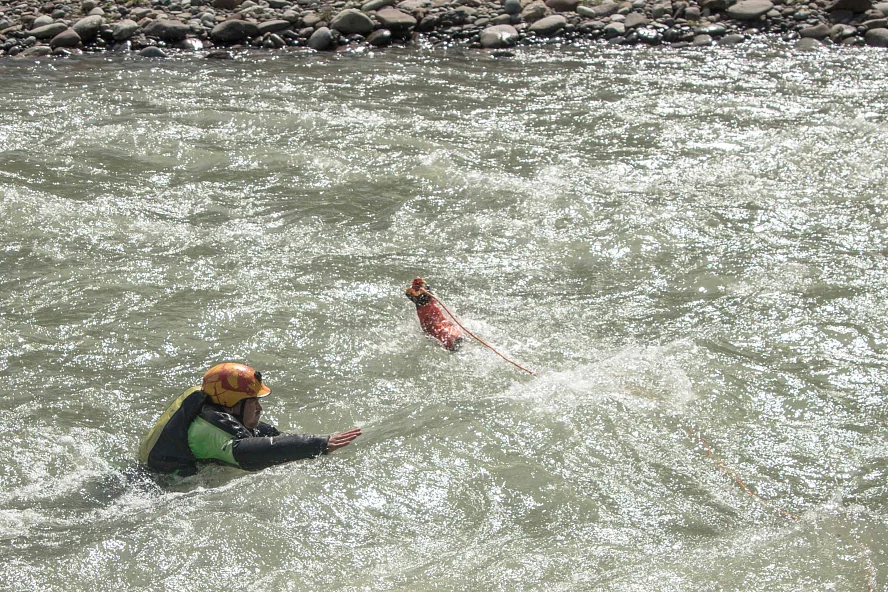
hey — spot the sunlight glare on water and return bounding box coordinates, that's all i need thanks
[1,43,888,591]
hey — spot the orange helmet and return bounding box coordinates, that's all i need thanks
[202,363,271,408]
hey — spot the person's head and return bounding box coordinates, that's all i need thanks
[202,362,270,430]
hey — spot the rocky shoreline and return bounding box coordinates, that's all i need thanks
[2,0,888,58]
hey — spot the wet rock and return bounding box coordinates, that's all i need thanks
[257,19,292,34]
[363,0,394,10]
[330,9,374,34]
[862,17,888,28]
[693,32,712,44]
[29,22,68,39]
[504,0,523,14]
[529,14,566,34]
[88,7,104,16]
[366,27,392,45]
[865,25,888,44]
[375,7,417,32]
[143,19,190,42]
[604,21,625,37]
[726,0,774,20]
[210,18,259,42]
[524,3,553,23]
[684,6,701,20]
[206,49,233,57]
[177,38,204,50]
[19,44,53,56]
[589,1,621,17]
[718,32,746,44]
[624,12,648,28]
[544,0,579,11]
[827,0,871,12]
[799,22,830,37]
[49,27,80,47]
[635,26,661,43]
[307,25,334,49]
[110,39,130,51]
[479,23,518,46]
[830,22,857,38]
[695,23,727,35]
[139,45,168,56]
[72,14,102,43]
[794,36,822,48]
[82,0,98,12]
[112,19,140,41]
[32,15,54,27]
[213,0,242,9]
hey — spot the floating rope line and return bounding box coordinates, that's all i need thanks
[430,294,536,377]
[685,427,799,522]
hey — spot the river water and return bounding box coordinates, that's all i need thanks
[1,41,887,591]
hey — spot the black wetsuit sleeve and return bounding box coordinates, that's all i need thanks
[231,433,330,471]
[255,422,281,437]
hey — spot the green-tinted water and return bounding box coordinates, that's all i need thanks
[2,44,887,590]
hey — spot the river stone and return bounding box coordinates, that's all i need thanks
[529,14,566,34]
[33,15,54,27]
[112,19,140,40]
[830,22,857,38]
[718,32,746,44]
[307,26,334,49]
[72,15,102,42]
[636,27,661,43]
[862,17,888,28]
[696,23,727,35]
[521,1,550,21]
[19,44,53,57]
[88,7,104,16]
[363,0,394,9]
[257,19,292,34]
[590,1,620,16]
[827,0,872,11]
[139,46,168,57]
[624,12,648,27]
[544,0,579,11]
[726,0,774,20]
[330,9,374,34]
[479,23,519,47]
[376,7,417,31]
[684,6,701,19]
[206,50,233,58]
[143,18,190,41]
[49,27,81,47]
[604,21,625,37]
[877,1,888,14]
[82,0,98,12]
[214,0,242,8]
[865,26,888,44]
[504,0,522,14]
[799,22,830,38]
[29,23,68,39]
[210,19,259,42]
[794,36,822,49]
[366,28,392,45]
[692,32,713,44]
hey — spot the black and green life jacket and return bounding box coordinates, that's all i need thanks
[139,387,206,475]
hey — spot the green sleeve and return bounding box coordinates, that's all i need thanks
[187,416,240,467]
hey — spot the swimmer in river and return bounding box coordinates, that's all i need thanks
[140,363,361,475]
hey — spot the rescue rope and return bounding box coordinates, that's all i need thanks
[430,294,537,377]
[685,426,799,522]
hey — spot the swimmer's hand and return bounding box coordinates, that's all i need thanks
[326,427,362,453]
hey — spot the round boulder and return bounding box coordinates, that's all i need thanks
[504,0,522,14]
[544,0,579,11]
[112,19,140,41]
[330,9,374,34]
[624,12,649,28]
[865,26,888,45]
[139,46,168,57]
[49,27,81,48]
[307,26,334,50]
[479,23,519,47]
[794,37,822,49]
[529,14,566,35]
[29,23,68,39]
[72,14,103,43]
[257,20,292,34]
[375,8,417,32]
[366,28,392,46]
[799,23,830,38]
[143,19,190,42]
[210,19,260,43]
[726,0,774,20]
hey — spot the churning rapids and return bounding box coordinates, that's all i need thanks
[1,43,888,591]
